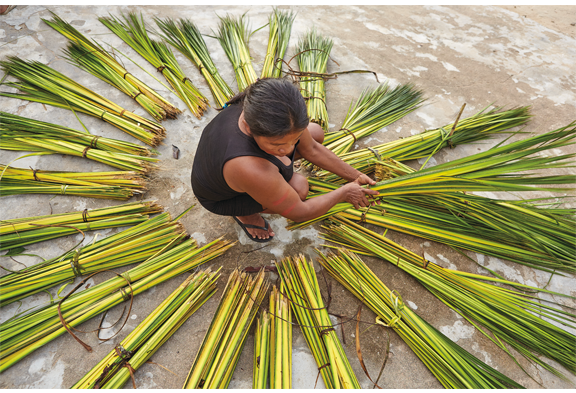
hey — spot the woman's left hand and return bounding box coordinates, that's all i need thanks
[354,174,376,186]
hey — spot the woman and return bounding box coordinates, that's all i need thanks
[191,78,379,242]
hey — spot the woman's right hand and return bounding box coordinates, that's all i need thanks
[340,182,380,209]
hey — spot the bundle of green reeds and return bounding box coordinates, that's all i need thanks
[276,255,360,389]
[215,13,258,92]
[99,12,209,119]
[0,237,234,373]
[261,8,296,79]
[317,249,525,388]
[44,12,179,121]
[0,164,146,200]
[0,212,185,306]
[253,310,270,389]
[0,57,166,146]
[296,29,333,131]
[0,112,159,173]
[184,269,268,389]
[156,17,234,108]
[289,122,575,229]
[72,268,220,389]
[0,200,162,251]
[269,285,292,389]
[321,217,576,379]
[314,105,531,183]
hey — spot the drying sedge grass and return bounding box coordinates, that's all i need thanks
[184,269,268,389]
[296,29,333,131]
[215,13,258,92]
[315,106,531,183]
[317,249,524,388]
[276,255,360,389]
[0,165,147,200]
[0,212,184,306]
[0,200,162,251]
[156,17,234,108]
[0,237,234,373]
[0,57,166,146]
[0,112,159,173]
[261,8,296,79]
[44,12,179,120]
[289,122,576,229]
[253,310,270,389]
[269,284,292,389]
[72,268,220,389]
[321,217,576,379]
[99,13,209,119]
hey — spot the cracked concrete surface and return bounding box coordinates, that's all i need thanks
[1,5,575,389]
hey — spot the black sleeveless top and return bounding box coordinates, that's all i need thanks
[191,103,299,203]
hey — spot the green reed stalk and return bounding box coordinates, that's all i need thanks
[269,284,292,389]
[261,8,296,79]
[253,310,270,389]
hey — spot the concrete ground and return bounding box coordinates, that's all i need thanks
[1,4,575,389]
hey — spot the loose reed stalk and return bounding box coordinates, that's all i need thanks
[253,310,270,389]
[99,12,209,119]
[321,217,576,379]
[317,249,525,388]
[0,57,166,146]
[184,269,269,389]
[44,11,180,120]
[156,17,234,108]
[0,237,234,373]
[296,29,333,131]
[215,13,258,92]
[276,255,360,389]
[72,268,220,389]
[269,284,292,389]
[261,8,296,79]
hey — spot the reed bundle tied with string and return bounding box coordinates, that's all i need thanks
[276,255,360,389]
[215,13,258,92]
[184,269,268,389]
[261,8,296,79]
[0,57,166,146]
[44,12,180,121]
[72,268,220,389]
[0,211,185,306]
[296,29,333,131]
[156,17,234,108]
[0,112,159,173]
[0,236,234,373]
[0,164,147,200]
[314,105,531,183]
[321,217,576,380]
[316,249,525,388]
[99,12,209,119]
[0,200,163,251]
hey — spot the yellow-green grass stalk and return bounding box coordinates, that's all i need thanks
[321,217,576,379]
[315,105,531,183]
[317,249,525,389]
[276,255,360,389]
[0,237,234,373]
[0,164,147,200]
[156,17,234,108]
[43,12,179,120]
[289,122,576,229]
[72,268,220,389]
[214,13,258,92]
[99,12,209,119]
[184,269,269,389]
[253,310,270,389]
[0,57,166,146]
[0,211,184,306]
[296,29,333,131]
[261,8,296,79]
[269,284,292,389]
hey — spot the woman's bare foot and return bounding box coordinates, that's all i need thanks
[235,213,275,240]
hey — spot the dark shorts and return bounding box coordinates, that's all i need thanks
[196,193,264,217]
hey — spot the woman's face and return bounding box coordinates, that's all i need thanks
[253,128,306,157]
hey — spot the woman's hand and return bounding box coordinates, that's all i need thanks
[340,181,380,209]
[353,173,376,187]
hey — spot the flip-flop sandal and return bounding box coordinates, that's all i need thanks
[233,216,274,243]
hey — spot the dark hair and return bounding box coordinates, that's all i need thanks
[219,78,309,137]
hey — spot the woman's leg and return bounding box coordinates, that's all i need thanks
[294,122,324,160]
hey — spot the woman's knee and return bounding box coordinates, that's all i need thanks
[308,122,325,144]
[289,173,309,201]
